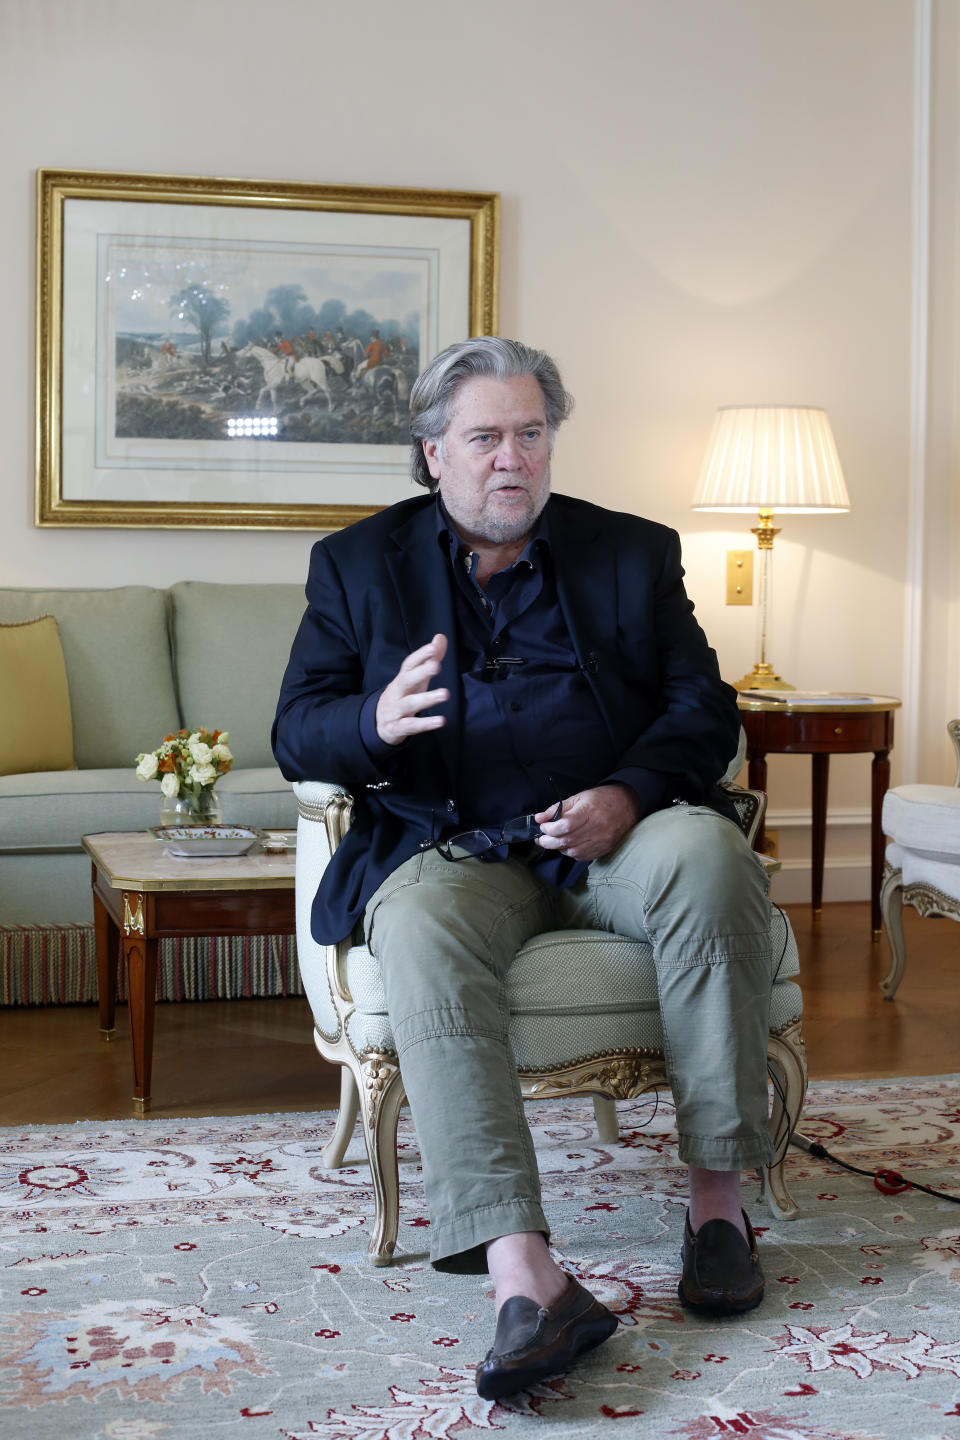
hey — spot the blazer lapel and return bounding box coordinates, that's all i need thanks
[547,498,621,739]
[385,506,462,794]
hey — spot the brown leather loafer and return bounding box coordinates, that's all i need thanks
[678,1208,765,1315]
[475,1274,618,1400]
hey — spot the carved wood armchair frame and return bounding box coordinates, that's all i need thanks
[880,719,960,999]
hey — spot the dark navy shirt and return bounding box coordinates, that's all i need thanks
[439,504,616,827]
[360,497,672,885]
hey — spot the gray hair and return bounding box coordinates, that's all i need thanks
[408,336,574,490]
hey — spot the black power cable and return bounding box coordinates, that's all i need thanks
[764,903,960,1206]
[791,1131,960,1205]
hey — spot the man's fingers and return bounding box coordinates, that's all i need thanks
[535,793,582,833]
[393,686,450,718]
[400,633,447,673]
[394,635,448,694]
[396,658,444,695]
[376,635,449,744]
[535,829,580,851]
[390,713,447,739]
[535,813,585,851]
[536,785,642,859]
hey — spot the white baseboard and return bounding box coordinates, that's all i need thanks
[768,858,871,906]
[766,807,871,830]
[763,807,873,905]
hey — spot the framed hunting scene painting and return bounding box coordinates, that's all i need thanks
[36,170,499,530]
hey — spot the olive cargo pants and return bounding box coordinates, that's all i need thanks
[363,804,774,1268]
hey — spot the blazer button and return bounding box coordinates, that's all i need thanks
[445,798,457,813]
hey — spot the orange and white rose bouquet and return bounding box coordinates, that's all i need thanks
[134,727,233,805]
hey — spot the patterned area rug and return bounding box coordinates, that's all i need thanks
[1,1076,959,1439]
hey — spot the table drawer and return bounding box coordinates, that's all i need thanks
[741,709,895,754]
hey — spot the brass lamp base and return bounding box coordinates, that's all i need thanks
[732,663,795,693]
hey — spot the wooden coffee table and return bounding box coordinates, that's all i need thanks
[83,830,297,1115]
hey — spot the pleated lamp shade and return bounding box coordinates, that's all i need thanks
[692,406,850,514]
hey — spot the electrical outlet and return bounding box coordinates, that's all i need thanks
[726,550,754,605]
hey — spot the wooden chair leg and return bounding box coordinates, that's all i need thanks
[592,1093,620,1142]
[759,1024,807,1221]
[321,1062,361,1169]
[880,867,907,999]
[357,1052,406,1266]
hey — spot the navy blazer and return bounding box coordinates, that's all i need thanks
[272,492,741,944]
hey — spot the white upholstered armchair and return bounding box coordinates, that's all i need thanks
[880,719,960,1000]
[294,769,807,1264]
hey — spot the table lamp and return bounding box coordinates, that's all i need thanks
[692,405,850,691]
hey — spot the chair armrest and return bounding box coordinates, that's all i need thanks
[292,778,354,809]
[721,725,748,784]
[949,719,960,787]
[720,781,767,850]
[292,780,357,1034]
[293,780,355,856]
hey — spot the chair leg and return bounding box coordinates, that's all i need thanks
[592,1093,620,1142]
[880,867,906,1000]
[321,1064,361,1169]
[758,1025,807,1221]
[357,1052,406,1266]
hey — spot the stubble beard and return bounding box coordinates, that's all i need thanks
[475,505,542,545]
[472,475,550,546]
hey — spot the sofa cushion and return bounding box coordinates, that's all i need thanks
[169,582,305,770]
[0,766,297,852]
[0,587,179,769]
[215,768,298,829]
[0,616,75,775]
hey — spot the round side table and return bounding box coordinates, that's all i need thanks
[737,694,901,937]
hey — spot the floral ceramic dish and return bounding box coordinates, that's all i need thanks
[147,825,261,857]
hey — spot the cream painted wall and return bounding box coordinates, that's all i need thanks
[2,0,953,897]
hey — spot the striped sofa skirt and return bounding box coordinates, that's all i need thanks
[0,926,304,1007]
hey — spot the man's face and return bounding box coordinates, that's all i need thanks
[423,374,552,548]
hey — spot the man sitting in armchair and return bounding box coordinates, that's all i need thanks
[273,337,774,1399]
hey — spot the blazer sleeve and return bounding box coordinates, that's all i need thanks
[271,539,400,787]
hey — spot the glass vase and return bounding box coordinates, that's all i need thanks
[160,785,223,829]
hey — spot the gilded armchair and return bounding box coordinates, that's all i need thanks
[294,776,807,1264]
[880,719,960,999]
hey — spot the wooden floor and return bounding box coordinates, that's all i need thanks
[0,901,956,1126]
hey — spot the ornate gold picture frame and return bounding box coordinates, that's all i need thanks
[36,169,499,530]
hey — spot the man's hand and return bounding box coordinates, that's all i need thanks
[375,634,450,746]
[534,784,642,862]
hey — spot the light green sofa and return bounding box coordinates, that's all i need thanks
[0,581,305,1005]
